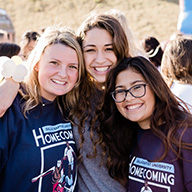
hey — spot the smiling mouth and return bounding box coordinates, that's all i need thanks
[94,66,110,72]
[52,79,67,85]
[126,103,143,110]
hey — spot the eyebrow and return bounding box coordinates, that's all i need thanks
[50,57,61,62]
[115,80,145,89]
[83,43,113,49]
[83,44,95,49]
[50,58,78,65]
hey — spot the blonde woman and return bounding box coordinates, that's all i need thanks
[0,26,85,192]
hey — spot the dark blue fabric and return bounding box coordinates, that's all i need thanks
[128,125,192,192]
[0,93,78,192]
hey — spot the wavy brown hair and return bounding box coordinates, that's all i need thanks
[98,56,192,185]
[74,13,130,161]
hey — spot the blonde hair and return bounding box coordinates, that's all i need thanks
[22,26,85,116]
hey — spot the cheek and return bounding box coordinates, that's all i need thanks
[116,103,124,115]
[145,90,156,113]
[37,67,50,84]
[69,70,79,83]
[83,53,94,67]
[37,72,44,88]
[84,56,93,74]
[110,53,117,66]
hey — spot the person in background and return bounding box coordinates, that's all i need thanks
[141,36,163,71]
[161,35,192,112]
[0,29,9,43]
[0,42,20,58]
[0,42,21,82]
[19,30,40,60]
[0,26,85,192]
[99,56,192,191]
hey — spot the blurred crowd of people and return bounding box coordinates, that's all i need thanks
[0,29,40,59]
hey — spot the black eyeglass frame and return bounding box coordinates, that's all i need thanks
[110,83,148,103]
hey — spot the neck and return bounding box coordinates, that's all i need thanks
[88,74,105,90]
[95,81,105,90]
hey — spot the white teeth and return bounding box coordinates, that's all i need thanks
[126,104,142,110]
[94,67,109,72]
[52,79,66,85]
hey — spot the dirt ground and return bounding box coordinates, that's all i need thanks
[0,0,179,44]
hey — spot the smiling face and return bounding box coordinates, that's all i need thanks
[82,27,117,83]
[36,43,79,101]
[115,68,155,129]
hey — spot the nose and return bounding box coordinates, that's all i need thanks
[95,50,106,64]
[125,91,134,101]
[58,65,67,77]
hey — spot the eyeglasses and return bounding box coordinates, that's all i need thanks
[111,83,148,103]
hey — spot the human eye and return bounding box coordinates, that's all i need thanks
[105,46,113,52]
[113,89,125,101]
[132,84,143,91]
[115,89,125,94]
[50,61,59,65]
[83,48,96,53]
[69,64,78,70]
[131,84,145,92]
[115,89,126,98]
[133,84,143,89]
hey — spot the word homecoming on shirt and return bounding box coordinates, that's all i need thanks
[32,123,74,147]
[129,157,175,186]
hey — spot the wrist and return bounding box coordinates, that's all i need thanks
[4,77,20,85]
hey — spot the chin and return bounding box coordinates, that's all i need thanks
[96,78,106,84]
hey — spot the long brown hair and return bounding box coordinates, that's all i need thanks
[99,56,192,185]
[74,13,130,161]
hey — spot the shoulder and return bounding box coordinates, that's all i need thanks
[1,92,24,120]
[176,122,192,143]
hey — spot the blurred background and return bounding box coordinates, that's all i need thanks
[0,0,179,44]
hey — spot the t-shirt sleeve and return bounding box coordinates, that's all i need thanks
[0,112,9,173]
[180,127,192,190]
[0,94,22,173]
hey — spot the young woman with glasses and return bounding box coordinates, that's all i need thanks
[98,56,192,191]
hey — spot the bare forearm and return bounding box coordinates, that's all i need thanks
[0,78,19,117]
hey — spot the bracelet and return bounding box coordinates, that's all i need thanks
[0,56,28,82]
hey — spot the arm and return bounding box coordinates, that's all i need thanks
[0,78,19,117]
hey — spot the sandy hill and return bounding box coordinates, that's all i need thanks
[0,0,179,44]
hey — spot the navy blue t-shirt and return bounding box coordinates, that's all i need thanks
[0,93,77,192]
[128,125,192,192]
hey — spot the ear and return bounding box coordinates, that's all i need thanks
[34,63,39,71]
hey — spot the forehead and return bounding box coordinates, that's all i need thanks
[116,68,145,86]
[26,39,36,47]
[43,43,78,62]
[83,27,113,46]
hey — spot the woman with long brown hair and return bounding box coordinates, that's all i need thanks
[100,56,192,191]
